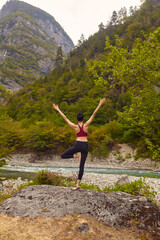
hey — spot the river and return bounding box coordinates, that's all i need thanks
[1,165,160,180]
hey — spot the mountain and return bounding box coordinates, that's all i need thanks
[0,0,160,161]
[0,0,74,92]
[70,0,160,61]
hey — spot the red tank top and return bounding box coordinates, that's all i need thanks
[76,124,88,137]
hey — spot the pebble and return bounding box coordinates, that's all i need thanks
[58,171,160,205]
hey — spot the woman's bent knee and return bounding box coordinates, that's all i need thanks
[61,154,65,159]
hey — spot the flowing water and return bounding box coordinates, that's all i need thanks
[1,165,160,180]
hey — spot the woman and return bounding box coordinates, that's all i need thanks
[53,98,106,189]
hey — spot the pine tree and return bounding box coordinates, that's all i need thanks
[110,11,118,26]
[55,46,63,67]
[98,22,105,31]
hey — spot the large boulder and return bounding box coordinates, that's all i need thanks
[0,185,159,233]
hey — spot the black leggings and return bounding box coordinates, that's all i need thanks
[61,141,88,180]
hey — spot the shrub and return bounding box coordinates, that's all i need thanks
[88,125,113,157]
[32,170,77,187]
[32,169,63,185]
[103,178,157,202]
[0,114,23,162]
[23,121,75,154]
[105,120,123,141]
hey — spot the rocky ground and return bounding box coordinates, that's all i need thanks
[1,144,160,240]
[5,144,160,171]
[0,185,160,239]
[2,143,160,204]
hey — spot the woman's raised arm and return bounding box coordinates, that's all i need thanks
[84,98,106,127]
[53,104,77,129]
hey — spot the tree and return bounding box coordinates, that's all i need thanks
[129,6,138,16]
[55,46,63,67]
[110,11,118,26]
[98,22,105,31]
[118,7,127,24]
[77,34,85,47]
[86,29,160,160]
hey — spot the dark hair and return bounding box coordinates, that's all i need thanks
[77,113,84,122]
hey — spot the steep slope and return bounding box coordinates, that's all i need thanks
[70,0,160,61]
[0,0,74,91]
[0,0,74,53]
[2,0,159,160]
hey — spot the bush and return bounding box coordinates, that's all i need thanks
[88,125,113,157]
[105,120,123,141]
[23,121,75,154]
[32,170,77,187]
[103,178,157,202]
[0,114,23,161]
[32,169,63,185]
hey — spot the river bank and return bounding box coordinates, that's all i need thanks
[5,143,160,171]
[1,144,160,205]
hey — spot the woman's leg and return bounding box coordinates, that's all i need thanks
[74,153,81,164]
[77,152,88,188]
[61,144,78,159]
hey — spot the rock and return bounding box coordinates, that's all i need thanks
[0,185,159,232]
[116,175,130,185]
[106,233,112,238]
[1,178,32,195]
[0,1,74,92]
[76,223,90,233]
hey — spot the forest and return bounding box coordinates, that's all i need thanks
[0,0,160,164]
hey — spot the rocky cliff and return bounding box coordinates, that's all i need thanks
[0,0,74,92]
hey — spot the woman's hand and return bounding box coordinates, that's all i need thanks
[99,98,106,105]
[53,103,59,111]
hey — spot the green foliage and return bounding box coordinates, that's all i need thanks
[103,178,157,202]
[88,126,113,157]
[32,169,63,185]
[32,170,77,187]
[87,29,160,160]
[0,114,23,162]
[0,0,160,161]
[80,183,102,191]
[23,121,75,154]
[105,120,123,141]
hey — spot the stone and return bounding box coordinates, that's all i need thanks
[76,223,90,233]
[106,233,112,238]
[0,0,74,92]
[0,185,159,232]
[116,175,130,185]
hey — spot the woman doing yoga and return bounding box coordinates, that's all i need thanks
[53,98,106,189]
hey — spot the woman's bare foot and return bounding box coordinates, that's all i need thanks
[77,179,81,189]
[73,153,81,165]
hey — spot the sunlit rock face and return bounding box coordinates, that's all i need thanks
[0,0,74,92]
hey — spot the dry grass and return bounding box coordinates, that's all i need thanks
[0,213,152,240]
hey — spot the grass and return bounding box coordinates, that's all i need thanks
[0,213,152,240]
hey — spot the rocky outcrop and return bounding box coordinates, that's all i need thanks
[0,0,74,92]
[0,185,159,234]
[0,0,74,53]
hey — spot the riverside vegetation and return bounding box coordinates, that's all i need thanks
[0,0,160,165]
[0,170,158,206]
